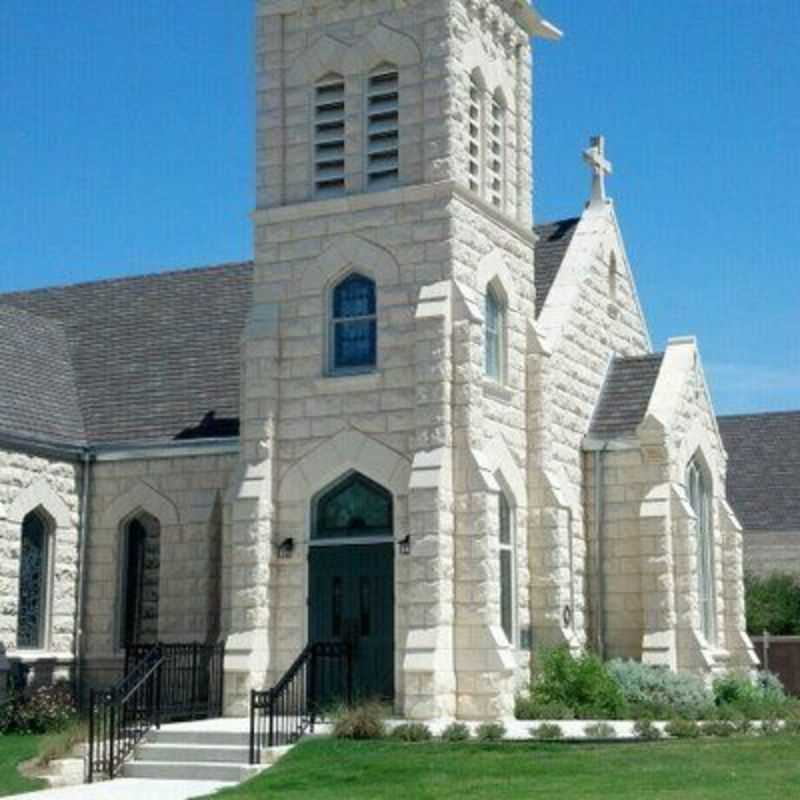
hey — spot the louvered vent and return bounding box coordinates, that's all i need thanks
[314,77,346,197]
[468,75,483,194]
[366,68,400,190]
[489,95,505,208]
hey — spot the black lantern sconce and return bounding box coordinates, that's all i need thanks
[277,538,295,560]
[398,535,411,556]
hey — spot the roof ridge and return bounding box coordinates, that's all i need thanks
[0,259,255,300]
[719,410,800,420]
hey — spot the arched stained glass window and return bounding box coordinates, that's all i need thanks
[688,459,715,644]
[498,493,515,644]
[315,473,393,541]
[17,512,48,650]
[485,285,505,381]
[330,273,377,373]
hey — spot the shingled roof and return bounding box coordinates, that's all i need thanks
[718,412,800,532]
[588,353,664,440]
[534,217,580,316]
[0,263,252,446]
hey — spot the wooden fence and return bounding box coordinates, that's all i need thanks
[752,635,800,696]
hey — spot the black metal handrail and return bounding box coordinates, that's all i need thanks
[88,645,164,783]
[88,640,227,783]
[249,641,352,765]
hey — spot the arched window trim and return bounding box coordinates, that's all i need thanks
[16,509,53,652]
[687,456,716,645]
[498,490,517,646]
[328,271,378,376]
[313,72,347,198]
[484,282,507,383]
[117,513,161,650]
[365,63,400,191]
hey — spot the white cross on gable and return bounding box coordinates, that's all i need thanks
[583,135,613,209]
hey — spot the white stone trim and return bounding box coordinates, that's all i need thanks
[477,249,518,312]
[100,481,181,530]
[287,34,350,85]
[461,39,517,113]
[7,479,72,528]
[483,432,526,510]
[344,23,421,74]
[278,429,411,504]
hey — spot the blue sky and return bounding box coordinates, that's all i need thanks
[1,1,798,414]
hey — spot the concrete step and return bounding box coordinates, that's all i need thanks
[122,760,265,783]
[136,743,250,764]
[150,730,250,747]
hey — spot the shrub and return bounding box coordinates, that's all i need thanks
[713,671,792,719]
[701,720,736,738]
[665,719,701,739]
[633,719,662,741]
[1,684,77,735]
[532,723,564,740]
[332,702,388,740]
[514,697,575,721]
[476,722,506,742]
[531,648,627,720]
[607,659,714,720]
[440,722,471,742]
[390,723,432,743]
[745,572,800,636]
[584,722,616,739]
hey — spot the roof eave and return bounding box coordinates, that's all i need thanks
[518,3,563,40]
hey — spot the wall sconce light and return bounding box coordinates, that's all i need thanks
[398,535,411,556]
[277,538,295,560]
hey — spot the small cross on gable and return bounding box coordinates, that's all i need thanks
[583,135,613,209]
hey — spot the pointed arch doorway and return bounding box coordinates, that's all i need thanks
[309,472,395,703]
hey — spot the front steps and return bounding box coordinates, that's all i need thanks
[121,719,290,784]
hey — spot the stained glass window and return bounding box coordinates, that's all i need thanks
[17,512,48,650]
[331,274,377,373]
[315,474,393,540]
[485,286,504,381]
[688,460,716,644]
[498,493,514,643]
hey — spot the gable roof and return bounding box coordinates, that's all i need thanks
[0,263,253,447]
[718,411,800,532]
[0,305,85,446]
[588,353,664,440]
[534,217,580,316]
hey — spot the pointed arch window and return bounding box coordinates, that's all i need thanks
[17,511,50,650]
[120,516,161,648]
[330,273,377,374]
[314,74,347,197]
[485,285,505,382]
[314,473,393,541]
[687,459,716,644]
[489,91,507,209]
[499,492,515,644]
[366,65,399,190]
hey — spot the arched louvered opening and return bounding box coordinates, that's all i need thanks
[489,90,507,209]
[314,74,347,197]
[366,65,400,190]
[468,70,485,195]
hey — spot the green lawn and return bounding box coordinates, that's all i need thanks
[0,735,46,797]
[209,735,800,800]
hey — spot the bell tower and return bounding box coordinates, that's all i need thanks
[222,0,561,719]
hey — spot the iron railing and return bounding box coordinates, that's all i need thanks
[88,641,226,782]
[126,641,226,722]
[250,641,352,765]
[88,645,163,783]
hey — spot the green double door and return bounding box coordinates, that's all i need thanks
[309,543,395,704]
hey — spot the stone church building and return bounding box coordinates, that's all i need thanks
[0,0,757,720]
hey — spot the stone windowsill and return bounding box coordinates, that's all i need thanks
[314,372,383,394]
[7,650,74,662]
[482,377,517,404]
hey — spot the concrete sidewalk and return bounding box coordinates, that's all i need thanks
[18,779,234,799]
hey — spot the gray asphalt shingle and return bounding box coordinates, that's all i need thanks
[534,217,580,317]
[718,412,800,532]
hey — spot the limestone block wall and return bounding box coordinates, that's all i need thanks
[743,531,800,577]
[535,208,650,647]
[81,453,235,689]
[0,447,82,680]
